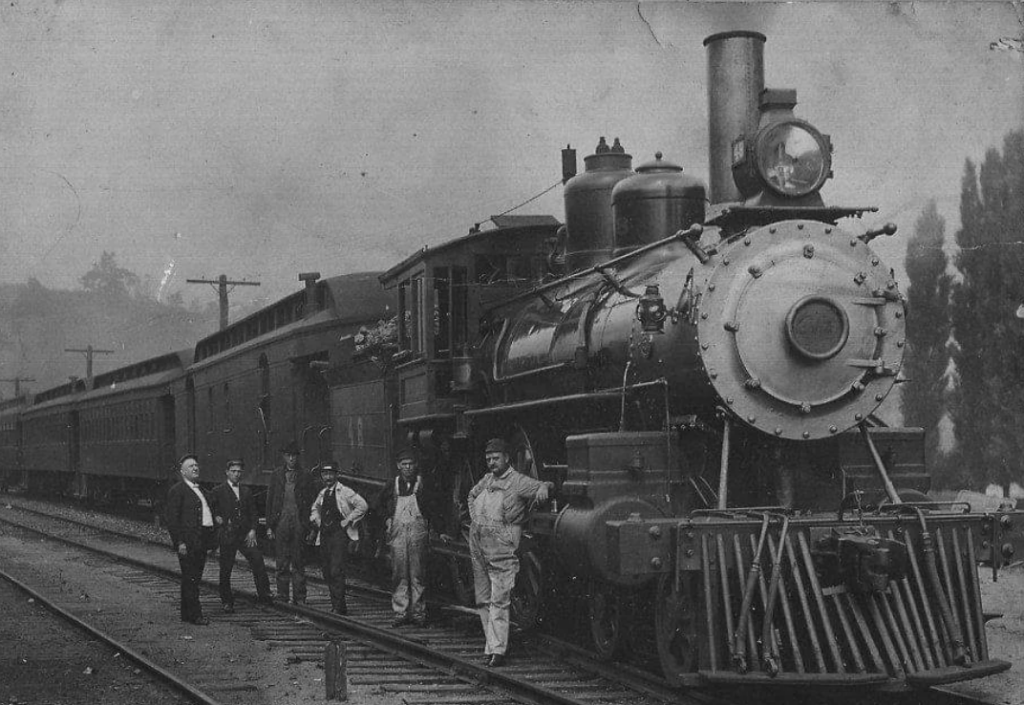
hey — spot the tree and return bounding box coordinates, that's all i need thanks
[80,251,140,299]
[949,130,1024,492]
[901,200,951,477]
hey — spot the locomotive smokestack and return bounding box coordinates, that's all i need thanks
[704,31,766,204]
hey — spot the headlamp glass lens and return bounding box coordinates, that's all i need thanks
[757,123,828,196]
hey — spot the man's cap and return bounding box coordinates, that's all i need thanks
[319,461,339,474]
[395,447,417,463]
[178,453,198,468]
[226,458,244,469]
[484,438,507,455]
[280,441,301,455]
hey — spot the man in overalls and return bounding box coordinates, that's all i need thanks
[467,438,551,667]
[379,447,432,627]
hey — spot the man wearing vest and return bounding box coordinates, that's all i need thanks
[468,438,552,667]
[265,441,318,604]
[378,447,432,627]
[310,461,368,615]
[165,454,216,625]
[211,459,273,612]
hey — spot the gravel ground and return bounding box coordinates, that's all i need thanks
[0,573,191,705]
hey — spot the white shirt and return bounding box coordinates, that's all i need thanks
[185,479,214,527]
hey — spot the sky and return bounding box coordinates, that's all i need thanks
[0,0,1021,313]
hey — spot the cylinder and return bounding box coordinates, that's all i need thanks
[704,31,766,204]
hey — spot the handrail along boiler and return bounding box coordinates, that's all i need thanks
[366,31,1024,691]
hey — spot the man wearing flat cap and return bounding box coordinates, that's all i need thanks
[378,446,434,627]
[468,438,553,667]
[265,441,318,604]
[211,459,273,612]
[310,461,368,614]
[165,454,215,625]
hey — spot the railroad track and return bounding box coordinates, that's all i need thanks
[0,500,705,705]
[0,497,1006,705]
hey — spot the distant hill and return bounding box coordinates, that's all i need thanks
[0,278,218,397]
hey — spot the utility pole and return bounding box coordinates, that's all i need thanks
[65,345,114,382]
[186,274,261,331]
[0,377,35,398]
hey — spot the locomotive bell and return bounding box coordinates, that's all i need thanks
[612,152,706,255]
[563,137,633,271]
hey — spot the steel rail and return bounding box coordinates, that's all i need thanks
[0,564,226,705]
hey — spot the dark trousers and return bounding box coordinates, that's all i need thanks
[178,531,212,621]
[218,537,272,604]
[320,527,349,612]
[274,516,306,602]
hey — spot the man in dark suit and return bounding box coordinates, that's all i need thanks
[265,441,319,604]
[165,454,215,625]
[211,459,273,612]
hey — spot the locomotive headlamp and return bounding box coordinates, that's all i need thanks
[755,121,832,197]
[637,284,667,333]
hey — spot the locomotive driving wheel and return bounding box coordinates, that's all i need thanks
[447,455,481,605]
[654,573,699,686]
[588,582,626,660]
[509,425,542,479]
[510,546,544,631]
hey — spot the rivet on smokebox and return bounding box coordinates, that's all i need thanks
[650,557,663,570]
[744,237,751,246]
[875,393,885,401]
[774,428,783,435]
[871,257,879,266]
[802,431,811,439]
[850,238,858,247]
[797,223,804,230]
[829,425,838,434]
[825,227,833,234]
[649,525,662,539]
[748,265,761,278]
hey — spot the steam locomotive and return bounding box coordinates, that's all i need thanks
[4,30,1024,692]
[332,31,1024,690]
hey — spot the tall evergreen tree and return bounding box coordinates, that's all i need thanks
[901,200,951,478]
[949,130,1024,492]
